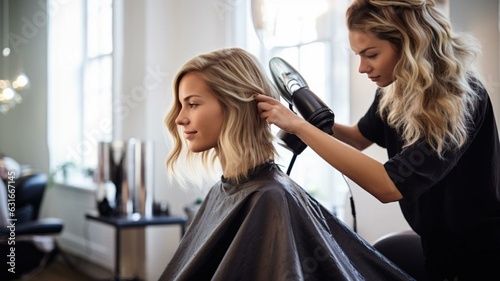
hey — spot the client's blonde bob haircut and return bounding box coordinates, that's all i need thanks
[165,48,278,184]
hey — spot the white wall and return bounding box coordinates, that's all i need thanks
[0,0,49,173]
[450,0,500,126]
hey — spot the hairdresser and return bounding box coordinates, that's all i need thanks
[256,0,500,280]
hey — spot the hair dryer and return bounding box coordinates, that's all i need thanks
[269,57,335,155]
[269,58,356,230]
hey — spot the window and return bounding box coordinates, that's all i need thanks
[250,0,351,217]
[83,0,113,168]
[48,0,113,180]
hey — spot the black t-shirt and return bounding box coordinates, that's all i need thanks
[358,81,500,275]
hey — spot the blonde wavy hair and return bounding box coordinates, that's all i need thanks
[347,0,482,156]
[165,48,278,184]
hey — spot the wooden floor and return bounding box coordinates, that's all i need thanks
[25,253,114,281]
[29,260,96,281]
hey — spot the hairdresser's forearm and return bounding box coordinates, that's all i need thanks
[295,120,403,203]
[332,123,373,151]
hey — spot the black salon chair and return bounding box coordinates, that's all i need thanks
[372,230,430,281]
[0,173,64,280]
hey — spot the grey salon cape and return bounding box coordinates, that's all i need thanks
[159,162,413,281]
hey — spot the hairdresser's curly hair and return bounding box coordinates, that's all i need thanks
[165,48,278,185]
[347,0,482,156]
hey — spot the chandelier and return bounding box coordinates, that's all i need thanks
[0,0,30,114]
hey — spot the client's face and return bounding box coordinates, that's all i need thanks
[176,72,224,152]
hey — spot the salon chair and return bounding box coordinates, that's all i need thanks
[372,229,430,281]
[0,173,64,280]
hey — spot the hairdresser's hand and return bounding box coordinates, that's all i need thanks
[255,94,308,134]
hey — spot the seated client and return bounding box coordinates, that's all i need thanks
[159,47,412,281]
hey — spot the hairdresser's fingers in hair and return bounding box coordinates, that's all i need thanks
[254,93,279,104]
[256,95,283,119]
[255,94,286,111]
[255,94,302,133]
[255,94,276,114]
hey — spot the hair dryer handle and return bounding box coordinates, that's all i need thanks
[277,129,308,155]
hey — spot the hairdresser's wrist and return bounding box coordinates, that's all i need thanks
[287,117,309,135]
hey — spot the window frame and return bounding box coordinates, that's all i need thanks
[47,0,114,184]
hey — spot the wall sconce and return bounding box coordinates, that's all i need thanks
[0,0,30,114]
